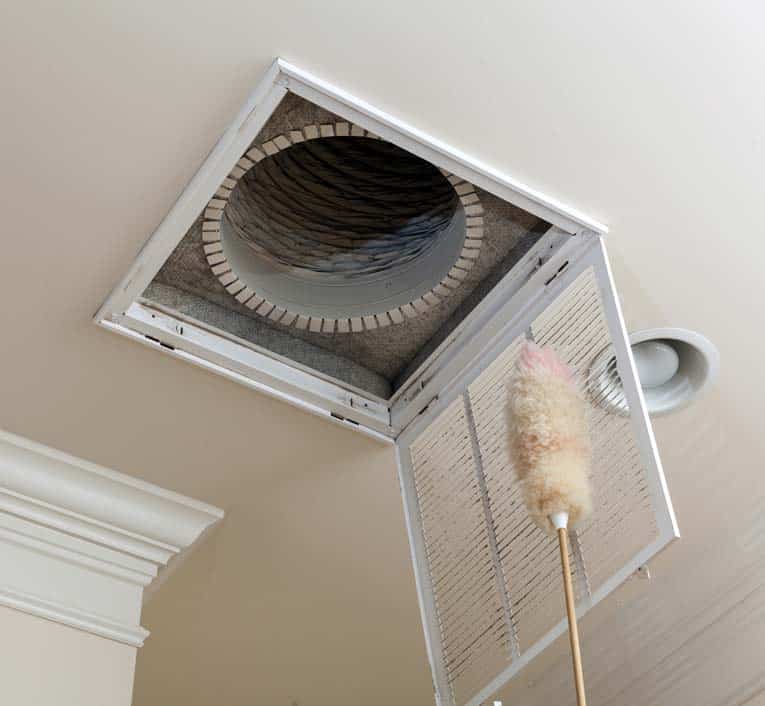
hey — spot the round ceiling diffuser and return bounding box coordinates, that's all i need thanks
[202,122,484,332]
[588,328,719,416]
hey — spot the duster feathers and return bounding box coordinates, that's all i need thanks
[507,342,593,534]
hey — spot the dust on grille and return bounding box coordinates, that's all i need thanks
[408,267,658,706]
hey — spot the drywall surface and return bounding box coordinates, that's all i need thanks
[0,606,136,706]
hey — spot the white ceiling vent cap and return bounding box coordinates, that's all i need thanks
[589,327,719,416]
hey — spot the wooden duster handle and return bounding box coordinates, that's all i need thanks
[557,527,587,706]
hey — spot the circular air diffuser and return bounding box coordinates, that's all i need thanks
[202,123,484,332]
[588,328,719,416]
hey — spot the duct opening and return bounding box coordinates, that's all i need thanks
[220,135,466,320]
[143,93,549,401]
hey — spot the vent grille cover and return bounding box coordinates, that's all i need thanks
[397,254,677,706]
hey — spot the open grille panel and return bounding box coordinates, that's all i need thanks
[397,255,677,706]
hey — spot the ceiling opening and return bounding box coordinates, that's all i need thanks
[142,92,548,401]
[98,59,607,436]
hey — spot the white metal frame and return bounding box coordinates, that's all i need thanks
[394,235,679,706]
[389,227,571,432]
[94,57,607,438]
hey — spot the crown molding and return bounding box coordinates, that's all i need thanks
[0,429,223,646]
[0,586,150,646]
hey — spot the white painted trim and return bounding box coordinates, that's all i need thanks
[0,586,150,647]
[0,429,224,645]
[595,240,680,541]
[0,429,223,548]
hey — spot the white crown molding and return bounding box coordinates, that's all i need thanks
[0,429,224,646]
[0,586,150,646]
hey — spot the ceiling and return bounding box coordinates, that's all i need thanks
[1,2,764,706]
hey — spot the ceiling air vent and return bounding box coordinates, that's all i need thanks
[96,59,607,432]
[95,59,678,706]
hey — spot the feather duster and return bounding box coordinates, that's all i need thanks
[507,341,592,534]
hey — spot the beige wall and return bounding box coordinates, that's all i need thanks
[0,606,136,706]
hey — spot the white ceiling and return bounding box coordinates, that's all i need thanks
[1,2,764,705]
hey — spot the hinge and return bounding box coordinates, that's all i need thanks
[144,334,175,351]
[418,396,439,417]
[330,412,360,427]
[345,393,391,419]
[543,258,570,286]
